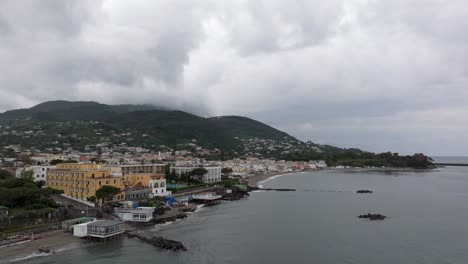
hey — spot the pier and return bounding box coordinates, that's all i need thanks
[434,163,468,167]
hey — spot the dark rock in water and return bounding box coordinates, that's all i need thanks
[356,190,373,193]
[220,189,250,201]
[127,231,186,252]
[149,236,187,252]
[38,246,54,254]
[358,213,386,221]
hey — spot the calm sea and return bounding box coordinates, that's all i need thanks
[6,159,468,264]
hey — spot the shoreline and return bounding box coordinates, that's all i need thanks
[0,204,207,263]
[246,170,314,187]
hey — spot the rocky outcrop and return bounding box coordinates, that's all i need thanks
[358,213,386,221]
[221,190,250,201]
[127,231,187,252]
[356,190,373,193]
[148,236,187,251]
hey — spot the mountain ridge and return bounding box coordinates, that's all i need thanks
[0,100,310,158]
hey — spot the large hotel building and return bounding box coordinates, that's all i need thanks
[46,163,125,201]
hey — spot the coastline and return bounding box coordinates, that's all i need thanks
[246,170,313,187]
[2,170,310,262]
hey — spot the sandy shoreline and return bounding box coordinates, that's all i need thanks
[246,170,314,186]
[0,229,83,263]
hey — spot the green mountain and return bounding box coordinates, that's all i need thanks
[0,101,299,156]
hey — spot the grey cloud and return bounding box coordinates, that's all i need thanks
[0,0,468,155]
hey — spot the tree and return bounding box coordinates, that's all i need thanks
[49,159,64,165]
[0,169,13,180]
[95,185,121,205]
[189,168,208,182]
[20,170,34,181]
[222,168,233,174]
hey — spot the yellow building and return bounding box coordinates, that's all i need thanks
[46,163,125,201]
[124,173,165,187]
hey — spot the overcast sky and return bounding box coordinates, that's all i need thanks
[0,0,467,156]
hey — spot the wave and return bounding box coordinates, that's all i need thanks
[6,252,49,263]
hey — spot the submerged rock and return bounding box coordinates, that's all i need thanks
[358,213,386,221]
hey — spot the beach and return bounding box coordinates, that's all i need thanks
[246,170,314,186]
[0,229,82,263]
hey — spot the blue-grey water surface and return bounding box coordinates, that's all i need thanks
[6,165,468,264]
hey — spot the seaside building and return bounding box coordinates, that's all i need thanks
[62,217,96,232]
[88,220,125,238]
[73,220,125,239]
[115,206,155,222]
[191,192,222,205]
[172,166,222,183]
[45,163,125,201]
[15,165,56,182]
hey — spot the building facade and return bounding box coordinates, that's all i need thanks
[45,163,125,201]
[172,166,222,183]
[121,164,165,175]
[16,165,56,182]
[149,178,168,197]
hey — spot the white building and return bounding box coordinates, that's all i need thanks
[149,178,169,197]
[73,221,95,237]
[115,207,155,222]
[16,165,56,182]
[172,166,222,183]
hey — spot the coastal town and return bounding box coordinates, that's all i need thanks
[0,145,327,255]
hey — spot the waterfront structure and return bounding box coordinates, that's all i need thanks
[73,220,125,239]
[191,192,222,205]
[87,220,125,239]
[73,221,94,238]
[45,163,125,201]
[16,165,56,182]
[172,166,222,183]
[121,164,165,175]
[115,207,155,222]
[62,217,96,231]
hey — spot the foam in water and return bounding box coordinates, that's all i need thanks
[8,252,49,263]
